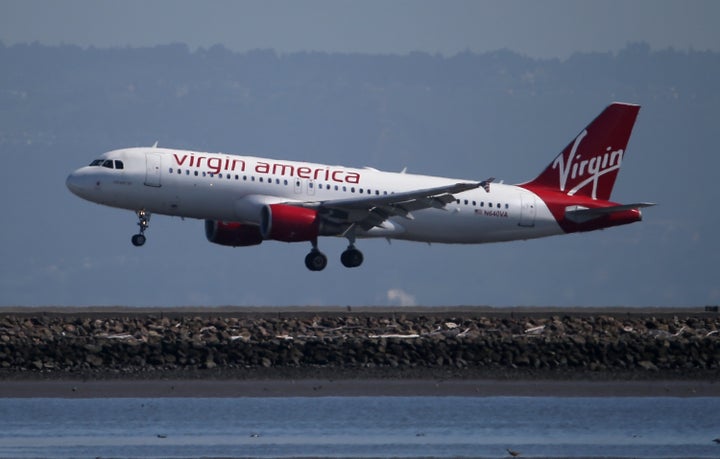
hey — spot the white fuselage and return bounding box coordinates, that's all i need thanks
[66,147,563,244]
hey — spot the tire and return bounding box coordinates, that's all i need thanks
[131,234,146,247]
[340,248,363,268]
[305,250,327,271]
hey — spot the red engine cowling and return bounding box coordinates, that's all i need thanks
[205,220,263,247]
[260,204,319,242]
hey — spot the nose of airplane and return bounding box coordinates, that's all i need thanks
[65,170,82,196]
[65,168,98,198]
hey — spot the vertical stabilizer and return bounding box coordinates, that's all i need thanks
[523,103,640,201]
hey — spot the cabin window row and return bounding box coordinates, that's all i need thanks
[457,198,509,209]
[168,167,395,196]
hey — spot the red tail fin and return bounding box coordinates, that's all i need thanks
[524,103,640,201]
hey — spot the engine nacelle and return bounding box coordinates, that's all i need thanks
[204,220,263,247]
[260,204,320,242]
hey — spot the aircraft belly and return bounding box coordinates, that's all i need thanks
[403,208,516,243]
[364,200,562,244]
[120,179,235,221]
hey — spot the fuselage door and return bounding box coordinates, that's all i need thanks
[519,194,536,227]
[144,152,162,187]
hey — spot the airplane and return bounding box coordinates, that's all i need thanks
[66,102,654,271]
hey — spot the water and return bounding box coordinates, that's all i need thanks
[0,397,718,458]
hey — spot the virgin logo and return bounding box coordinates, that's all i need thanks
[553,130,624,199]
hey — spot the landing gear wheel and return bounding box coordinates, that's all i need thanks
[132,209,151,247]
[305,250,328,271]
[341,247,364,268]
[131,234,146,247]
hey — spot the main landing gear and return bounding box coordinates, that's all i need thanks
[131,210,150,247]
[340,245,363,268]
[305,248,328,271]
[304,238,364,271]
[340,230,363,269]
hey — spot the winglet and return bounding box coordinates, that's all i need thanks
[480,177,495,193]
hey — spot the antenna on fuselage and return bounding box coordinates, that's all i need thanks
[151,141,159,148]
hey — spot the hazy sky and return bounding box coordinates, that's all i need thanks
[2,0,719,308]
[1,0,718,58]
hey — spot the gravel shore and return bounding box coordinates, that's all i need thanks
[1,307,718,385]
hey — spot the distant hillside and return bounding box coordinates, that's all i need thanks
[1,41,719,307]
[1,42,717,173]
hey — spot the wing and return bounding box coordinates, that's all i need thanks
[300,180,488,232]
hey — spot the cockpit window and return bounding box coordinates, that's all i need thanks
[88,159,124,169]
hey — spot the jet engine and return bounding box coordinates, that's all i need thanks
[260,204,320,242]
[204,220,263,247]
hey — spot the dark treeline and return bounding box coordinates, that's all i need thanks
[2,41,718,169]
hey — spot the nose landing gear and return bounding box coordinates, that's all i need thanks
[131,210,151,247]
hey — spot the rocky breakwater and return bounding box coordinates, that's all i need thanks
[0,309,718,379]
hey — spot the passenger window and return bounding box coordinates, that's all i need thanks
[114,160,124,169]
[102,160,113,169]
[195,171,199,176]
[497,203,501,208]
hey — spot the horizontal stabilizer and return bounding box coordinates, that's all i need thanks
[565,203,655,224]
